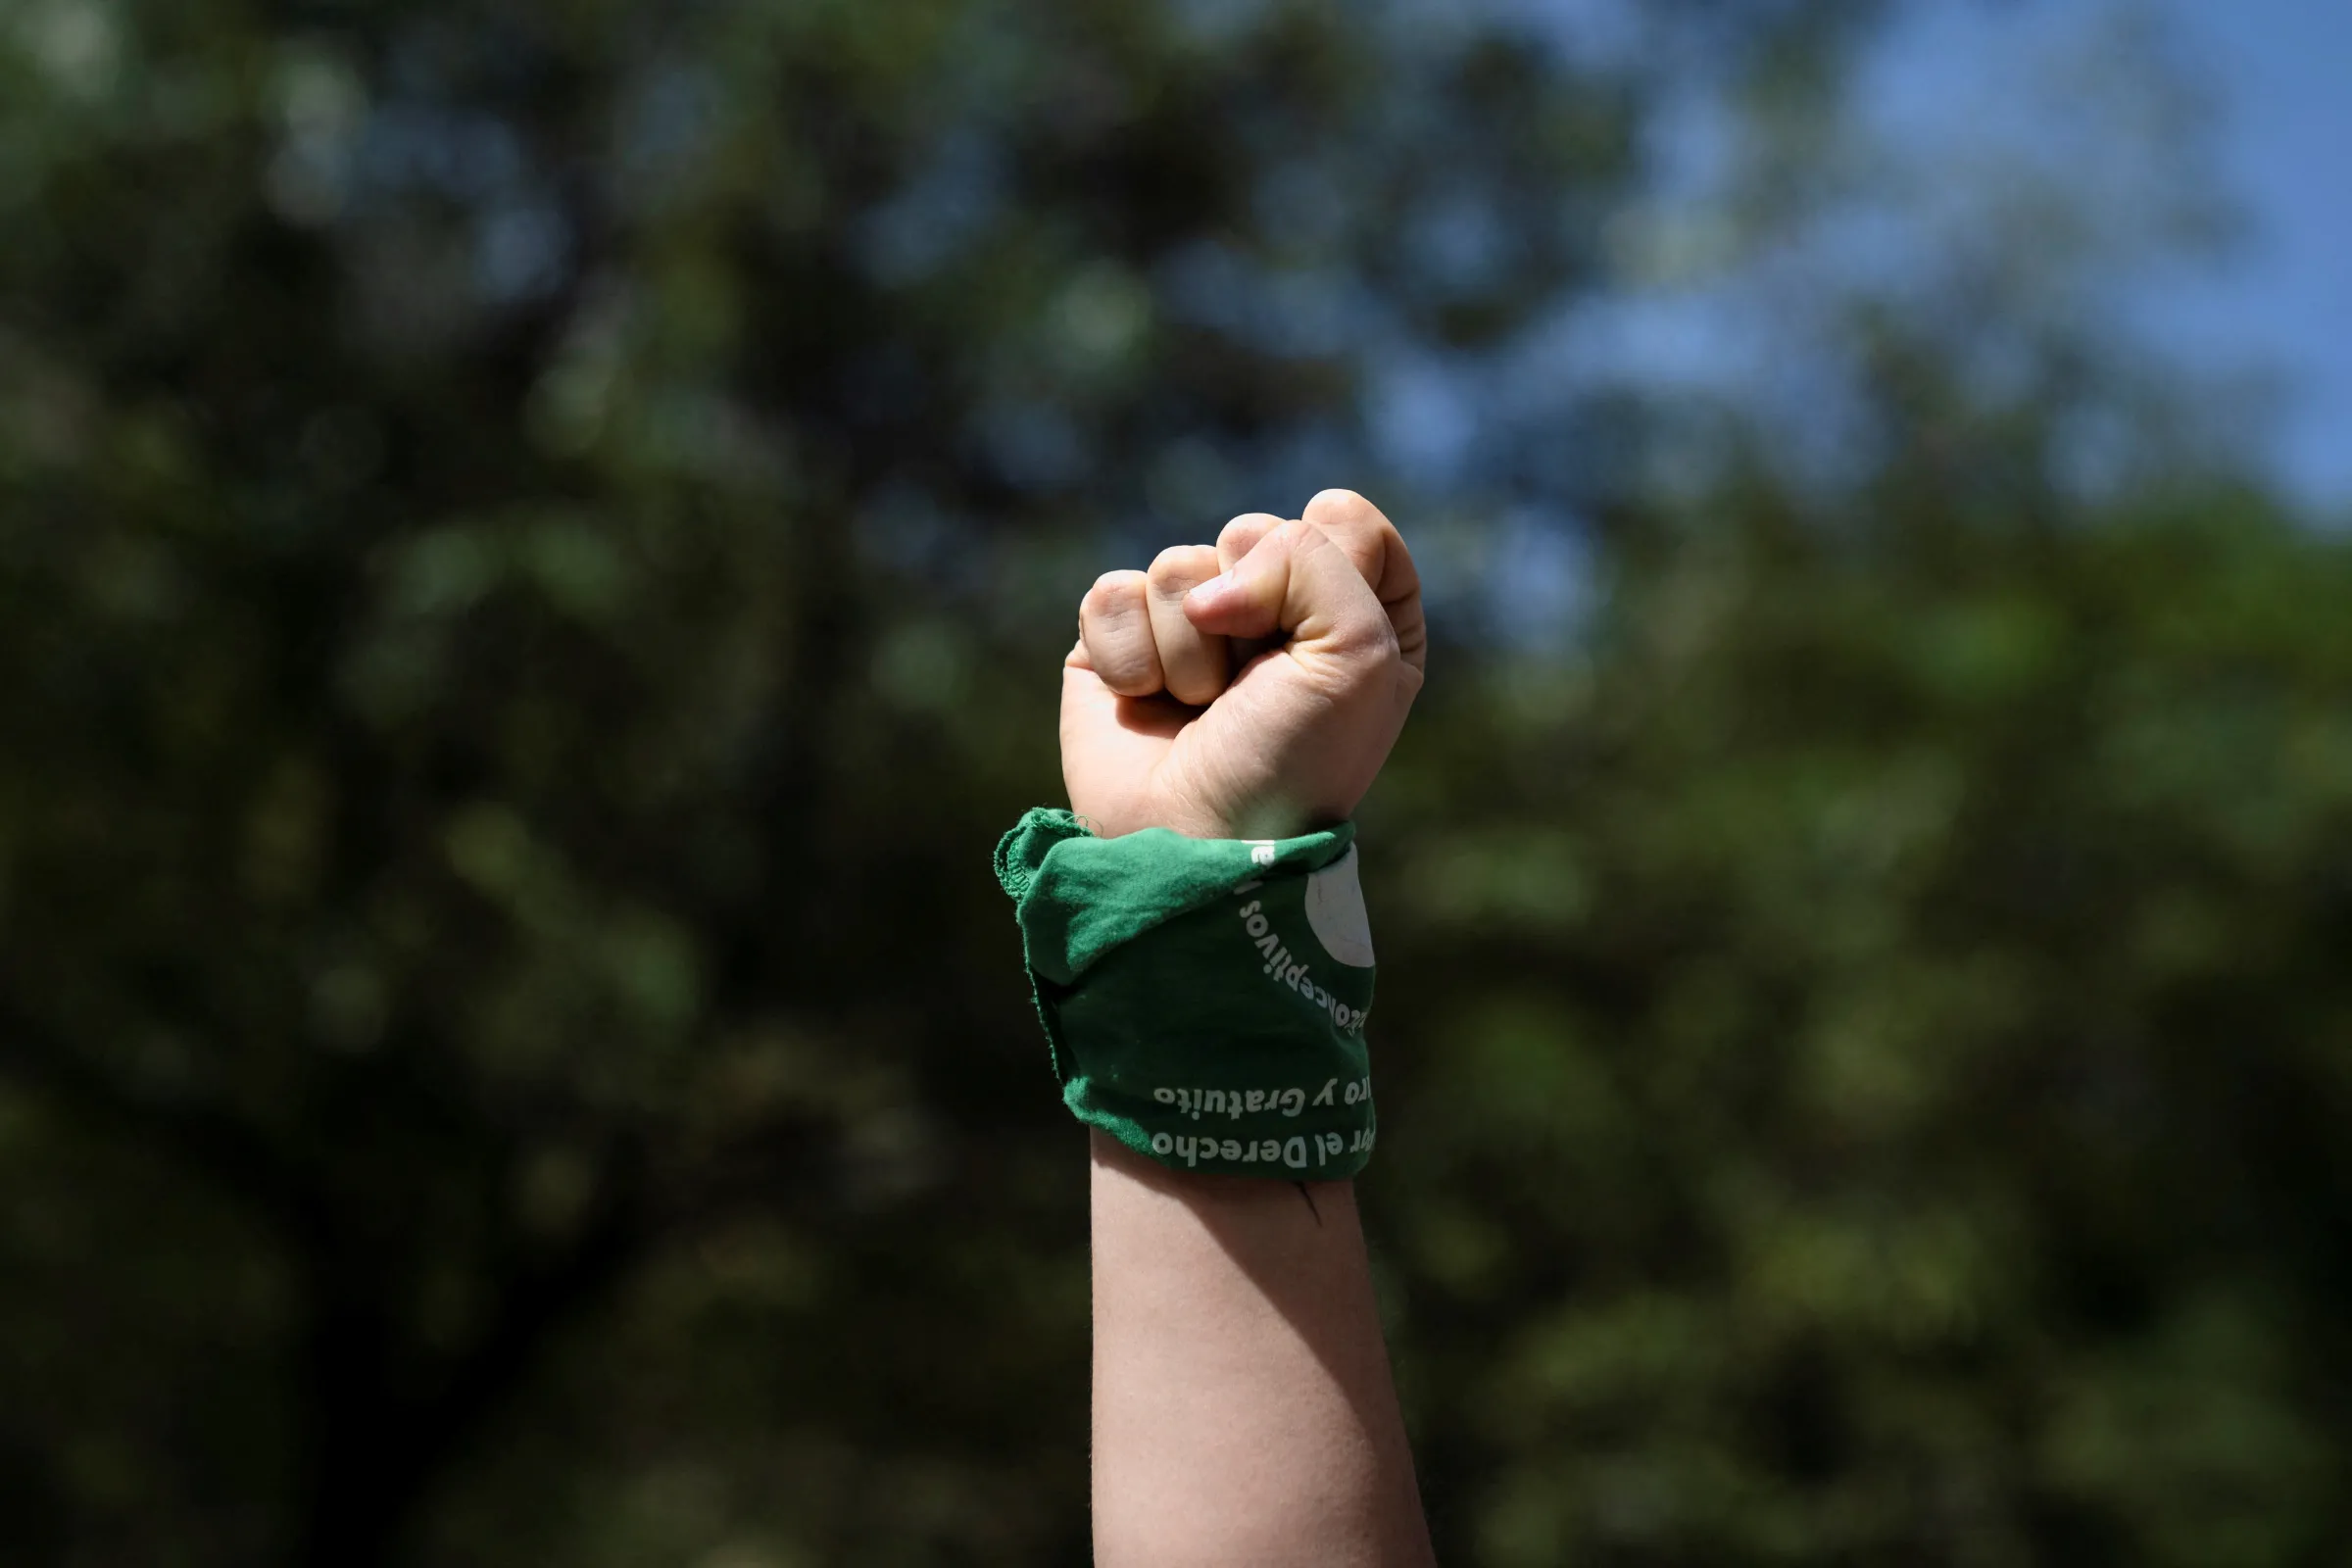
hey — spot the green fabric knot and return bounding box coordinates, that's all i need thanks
[995,806,1380,1180]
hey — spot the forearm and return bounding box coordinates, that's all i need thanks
[1090,1130,1435,1567]
[1053,490,1432,1558]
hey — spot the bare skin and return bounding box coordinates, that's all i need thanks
[1062,492,1427,843]
[1064,489,1437,1566]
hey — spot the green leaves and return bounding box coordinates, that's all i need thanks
[4,0,2340,1563]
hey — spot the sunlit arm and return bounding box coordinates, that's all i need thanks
[1089,1131,1437,1566]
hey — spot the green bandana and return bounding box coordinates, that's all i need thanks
[995,807,1379,1179]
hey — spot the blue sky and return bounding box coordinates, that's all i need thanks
[2145,0,2352,506]
[1466,0,2351,513]
[1452,0,2349,639]
[1861,0,2351,507]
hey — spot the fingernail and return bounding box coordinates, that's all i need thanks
[1187,572,1233,609]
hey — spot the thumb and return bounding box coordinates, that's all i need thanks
[1181,519,1396,673]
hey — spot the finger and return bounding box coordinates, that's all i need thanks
[1212,514,1286,666]
[1183,519,1395,681]
[1215,513,1282,573]
[1299,488,1427,672]
[1144,544,1229,706]
[1078,569,1163,697]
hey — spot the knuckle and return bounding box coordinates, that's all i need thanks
[1304,487,1379,526]
[1302,511,1392,585]
[1270,516,1330,565]
[1086,568,1144,609]
[1217,512,1279,550]
[1147,544,1212,589]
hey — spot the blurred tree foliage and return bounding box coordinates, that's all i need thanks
[4,0,2349,1564]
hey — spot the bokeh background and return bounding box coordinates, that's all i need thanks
[5,0,2351,1562]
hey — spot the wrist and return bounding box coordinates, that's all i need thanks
[1066,799,1333,844]
[1063,791,1243,842]
[1091,1129,1354,1205]
[997,807,1380,1181]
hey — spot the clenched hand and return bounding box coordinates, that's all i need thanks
[1061,488,1427,841]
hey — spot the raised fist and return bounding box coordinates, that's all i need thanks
[1061,488,1427,841]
